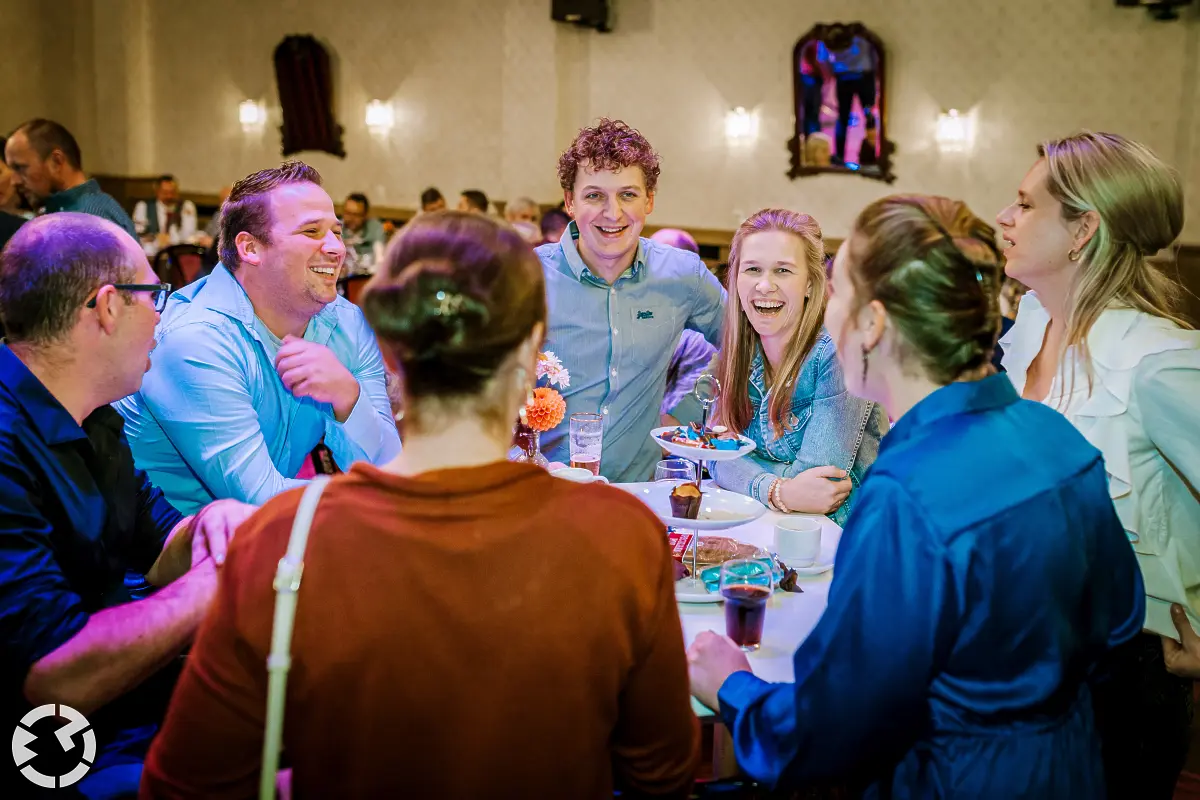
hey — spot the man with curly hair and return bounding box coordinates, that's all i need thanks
[536,119,725,482]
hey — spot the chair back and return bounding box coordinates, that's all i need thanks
[339,274,371,306]
[154,244,209,289]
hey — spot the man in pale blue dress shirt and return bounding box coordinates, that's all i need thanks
[536,119,725,482]
[116,163,401,514]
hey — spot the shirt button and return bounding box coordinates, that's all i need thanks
[610,368,617,377]
[602,407,609,415]
[613,329,619,336]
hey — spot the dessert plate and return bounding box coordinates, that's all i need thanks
[651,426,756,462]
[619,483,767,531]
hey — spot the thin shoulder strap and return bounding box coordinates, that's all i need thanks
[259,475,333,800]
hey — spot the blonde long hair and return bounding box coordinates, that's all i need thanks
[1039,132,1192,398]
[717,209,827,436]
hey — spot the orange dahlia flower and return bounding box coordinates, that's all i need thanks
[525,387,566,432]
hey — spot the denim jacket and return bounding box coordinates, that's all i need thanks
[710,331,887,527]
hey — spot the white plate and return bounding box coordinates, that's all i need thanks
[675,579,724,603]
[619,483,767,531]
[650,426,756,462]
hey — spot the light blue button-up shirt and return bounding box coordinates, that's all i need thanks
[114,264,401,514]
[536,222,725,482]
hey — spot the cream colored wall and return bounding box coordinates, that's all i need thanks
[3,0,1198,241]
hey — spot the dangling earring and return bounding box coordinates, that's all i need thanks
[861,344,870,386]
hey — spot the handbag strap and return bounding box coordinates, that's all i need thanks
[259,475,333,800]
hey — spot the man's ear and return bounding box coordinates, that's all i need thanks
[91,285,123,336]
[645,191,655,216]
[236,231,262,267]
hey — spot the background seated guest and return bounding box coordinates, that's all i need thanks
[504,195,540,225]
[650,228,717,425]
[4,118,137,237]
[195,184,232,250]
[133,174,198,256]
[457,188,489,214]
[709,209,885,527]
[0,214,255,797]
[689,195,1145,798]
[539,206,570,244]
[116,162,401,515]
[420,185,446,213]
[340,191,386,271]
[142,211,700,799]
[538,118,725,481]
[997,131,1200,800]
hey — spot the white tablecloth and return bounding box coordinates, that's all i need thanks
[618,481,843,718]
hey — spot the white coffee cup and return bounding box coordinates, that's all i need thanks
[774,516,823,567]
[550,467,609,484]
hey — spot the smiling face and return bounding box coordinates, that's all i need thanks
[735,230,811,341]
[995,158,1078,288]
[253,182,346,316]
[563,163,654,274]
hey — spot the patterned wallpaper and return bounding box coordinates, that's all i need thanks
[3,0,1198,242]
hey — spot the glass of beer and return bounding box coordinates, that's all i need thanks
[719,558,774,651]
[569,412,603,476]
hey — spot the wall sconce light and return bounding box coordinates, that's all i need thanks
[935,109,969,152]
[724,107,758,143]
[365,100,395,136]
[238,100,266,132]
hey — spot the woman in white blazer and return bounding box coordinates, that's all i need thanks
[997,130,1200,800]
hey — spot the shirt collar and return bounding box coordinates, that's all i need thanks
[558,220,647,284]
[0,345,88,445]
[42,179,102,214]
[882,373,1020,455]
[171,263,340,346]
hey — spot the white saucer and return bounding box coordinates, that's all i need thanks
[791,560,834,576]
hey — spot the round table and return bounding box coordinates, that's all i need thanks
[617,481,843,719]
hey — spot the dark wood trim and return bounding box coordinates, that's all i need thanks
[787,22,896,184]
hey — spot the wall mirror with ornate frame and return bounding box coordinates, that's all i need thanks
[787,22,895,183]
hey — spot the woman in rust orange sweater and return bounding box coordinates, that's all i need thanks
[141,211,699,798]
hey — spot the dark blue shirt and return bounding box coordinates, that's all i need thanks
[0,345,183,779]
[717,374,1145,798]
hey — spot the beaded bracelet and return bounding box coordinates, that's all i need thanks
[769,478,792,514]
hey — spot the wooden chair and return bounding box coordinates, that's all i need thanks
[338,274,371,306]
[153,244,209,289]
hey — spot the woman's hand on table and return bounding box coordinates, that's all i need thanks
[1162,603,1200,679]
[780,466,851,515]
[688,631,752,711]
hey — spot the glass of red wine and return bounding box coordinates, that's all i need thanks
[719,558,774,651]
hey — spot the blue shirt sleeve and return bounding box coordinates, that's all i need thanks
[684,255,726,348]
[128,465,184,574]
[320,310,402,469]
[716,475,957,788]
[0,453,89,683]
[136,322,307,506]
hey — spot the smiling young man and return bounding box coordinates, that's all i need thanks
[536,119,725,482]
[115,162,401,514]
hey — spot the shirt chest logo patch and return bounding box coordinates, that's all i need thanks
[637,310,655,320]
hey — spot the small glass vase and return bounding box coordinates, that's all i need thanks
[510,421,550,469]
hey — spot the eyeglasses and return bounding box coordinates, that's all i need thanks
[85,283,173,312]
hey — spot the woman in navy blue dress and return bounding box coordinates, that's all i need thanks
[688,194,1145,798]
